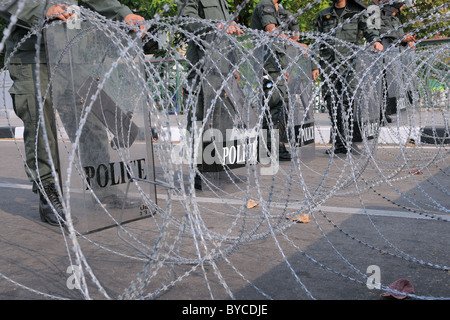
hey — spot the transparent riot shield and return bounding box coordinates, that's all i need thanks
[45,21,157,234]
[384,46,402,99]
[399,48,417,111]
[200,34,259,175]
[286,46,315,162]
[354,51,382,141]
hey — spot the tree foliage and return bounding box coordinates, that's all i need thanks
[119,0,448,38]
[0,0,447,52]
[398,0,449,39]
[120,0,178,19]
[0,0,446,36]
[230,0,332,31]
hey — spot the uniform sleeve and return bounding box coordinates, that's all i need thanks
[288,16,299,32]
[1,2,53,30]
[394,16,405,42]
[260,4,278,29]
[313,14,322,33]
[81,0,133,21]
[311,14,322,70]
[179,0,201,19]
[180,0,204,34]
[178,0,204,33]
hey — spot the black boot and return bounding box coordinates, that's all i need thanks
[278,143,291,161]
[194,174,202,190]
[326,134,346,154]
[39,184,66,226]
[326,146,347,154]
[387,97,397,116]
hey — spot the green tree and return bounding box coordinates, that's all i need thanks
[399,0,449,38]
[1,0,448,63]
[227,0,448,38]
[227,0,332,31]
[120,0,177,19]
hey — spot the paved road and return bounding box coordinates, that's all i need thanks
[0,119,448,301]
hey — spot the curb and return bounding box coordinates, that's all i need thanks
[0,126,18,139]
[1,125,448,146]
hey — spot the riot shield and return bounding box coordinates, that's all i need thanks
[44,21,157,234]
[200,34,260,174]
[384,46,402,99]
[354,51,382,141]
[399,48,417,111]
[285,46,315,162]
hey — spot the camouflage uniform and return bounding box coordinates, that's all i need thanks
[313,0,380,152]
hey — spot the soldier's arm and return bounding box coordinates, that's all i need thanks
[178,0,201,20]
[359,11,383,51]
[265,23,297,42]
[264,19,297,42]
[46,5,73,21]
[179,0,240,35]
[311,14,322,79]
[259,3,286,38]
[218,21,242,35]
[80,1,146,33]
[178,0,210,34]
[397,19,416,47]
[285,12,308,53]
[81,0,133,21]
[285,11,300,40]
[402,33,416,48]
[1,2,53,29]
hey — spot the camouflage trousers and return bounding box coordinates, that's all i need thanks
[8,63,59,193]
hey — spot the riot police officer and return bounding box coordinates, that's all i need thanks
[1,1,145,226]
[371,0,416,123]
[312,0,383,155]
[178,0,242,189]
[374,0,415,49]
[250,0,308,161]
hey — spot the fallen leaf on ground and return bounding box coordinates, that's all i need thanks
[381,279,414,299]
[286,213,311,223]
[247,199,259,209]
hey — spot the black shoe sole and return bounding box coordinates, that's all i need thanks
[194,183,202,190]
[326,148,347,155]
[39,208,63,226]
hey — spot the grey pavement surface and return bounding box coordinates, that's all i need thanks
[0,105,449,302]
